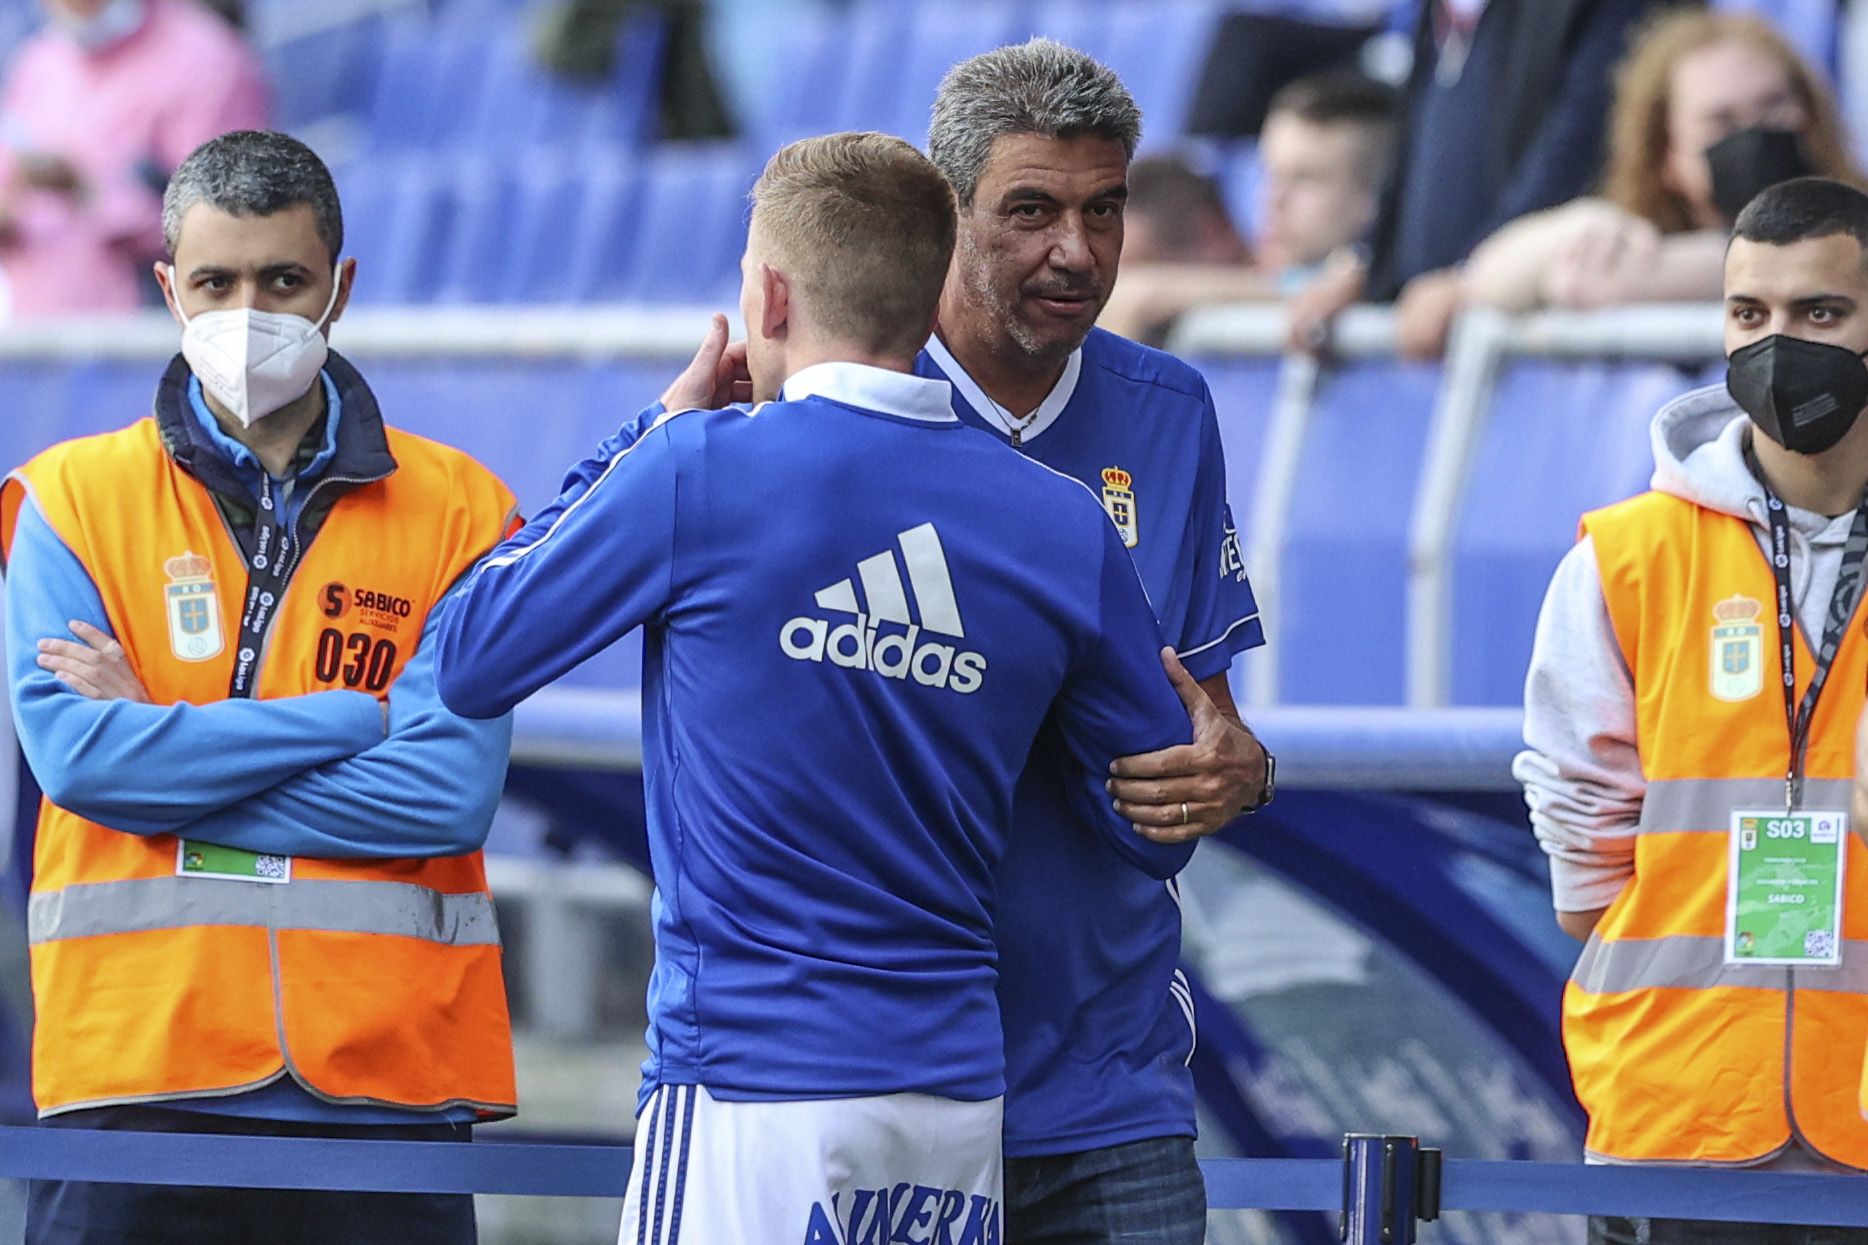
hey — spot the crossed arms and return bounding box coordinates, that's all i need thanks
[7,496,511,858]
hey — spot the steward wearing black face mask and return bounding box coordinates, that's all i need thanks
[1517,176,1868,1245]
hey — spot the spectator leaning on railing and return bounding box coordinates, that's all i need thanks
[1098,70,1396,345]
[0,0,268,321]
[1517,177,1868,1245]
[1287,0,1668,358]
[1465,9,1865,313]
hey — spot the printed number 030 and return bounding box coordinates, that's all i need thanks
[313,627,397,693]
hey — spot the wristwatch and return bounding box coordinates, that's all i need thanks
[1241,750,1276,814]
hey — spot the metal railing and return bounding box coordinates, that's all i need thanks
[1169,301,1726,708]
[0,1127,1861,1235]
[6,300,1730,710]
[0,307,721,362]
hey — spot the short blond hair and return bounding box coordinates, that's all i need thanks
[751,132,957,358]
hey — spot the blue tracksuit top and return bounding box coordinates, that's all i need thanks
[430,361,1196,1107]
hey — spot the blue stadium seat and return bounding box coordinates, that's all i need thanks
[429,159,515,305]
[1101,0,1224,145]
[1713,0,1837,73]
[885,0,1026,148]
[426,0,536,19]
[1447,361,1686,706]
[0,4,35,71]
[340,158,454,304]
[330,158,396,294]
[363,20,495,152]
[1199,354,1282,705]
[1197,355,1282,530]
[582,18,668,151]
[493,153,591,303]
[743,4,857,150]
[1024,0,1116,63]
[464,15,664,157]
[620,145,758,304]
[828,0,917,135]
[564,156,648,303]
[1276,360,1441,704]
[263,16,385,130]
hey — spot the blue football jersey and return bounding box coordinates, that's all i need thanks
[919,328,1264,1155]
[431,362,1196,1107]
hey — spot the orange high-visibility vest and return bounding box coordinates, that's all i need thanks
[1575,490,1868,1167]
[0,410,520,1118]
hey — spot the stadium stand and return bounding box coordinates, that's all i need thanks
[1,2,1865,1241]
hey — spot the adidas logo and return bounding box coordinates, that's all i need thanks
[779,522,988,694]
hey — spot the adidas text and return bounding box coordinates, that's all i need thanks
[780,615,987,694]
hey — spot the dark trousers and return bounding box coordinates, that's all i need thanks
[26,1106,476,1245]
[1005,1135,1205,1245]
[1590,1218,1868,1244]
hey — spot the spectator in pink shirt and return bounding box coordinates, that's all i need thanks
[0,0,269,319]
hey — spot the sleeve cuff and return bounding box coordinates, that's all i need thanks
[1177,613,1264,683]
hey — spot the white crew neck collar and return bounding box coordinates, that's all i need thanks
[923,333,1082,445]
[781,361,957,423]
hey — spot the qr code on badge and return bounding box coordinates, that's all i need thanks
[1805,930,1836,958]
[254,855,289,880]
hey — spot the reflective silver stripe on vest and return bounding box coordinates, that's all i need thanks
[28,878,500,948]
[1637,778,1856,834]
[1572,934,1868,994]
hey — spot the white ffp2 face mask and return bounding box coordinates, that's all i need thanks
[172,266,343,429]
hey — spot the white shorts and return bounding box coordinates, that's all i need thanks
[618,1084,1003,1245]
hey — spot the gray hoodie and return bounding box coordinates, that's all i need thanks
[1514,385,1858,913]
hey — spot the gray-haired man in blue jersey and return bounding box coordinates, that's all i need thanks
[919,40,1274,1244]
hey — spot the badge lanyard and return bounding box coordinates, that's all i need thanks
[1758,479,1868,812]
[226,473,297,700]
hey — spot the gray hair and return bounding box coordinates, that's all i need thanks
[161,131,343,261]
[928,38,1142,207]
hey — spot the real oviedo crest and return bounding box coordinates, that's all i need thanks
[1709,594,1764,702]
[163,551,224,663]
[1101,466,1138,549]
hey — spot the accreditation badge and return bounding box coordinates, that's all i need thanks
[1726,810,1845,966]
[177,839,290,884]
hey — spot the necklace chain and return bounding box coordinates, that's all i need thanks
[983,393,1038,448]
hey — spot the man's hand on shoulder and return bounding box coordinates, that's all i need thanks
[658,312,752,412]
[37,620,151,704]
[1108,648,1268,844]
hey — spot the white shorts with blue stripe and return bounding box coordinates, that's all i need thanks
[618,1084,1003,1245]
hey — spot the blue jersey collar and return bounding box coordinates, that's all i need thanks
[781,361,958,424]
[922,333,1082,444]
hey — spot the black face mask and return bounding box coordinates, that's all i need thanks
[1707,127,1814,224]
[1727,334,1868,455]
